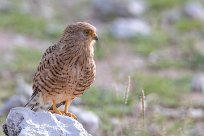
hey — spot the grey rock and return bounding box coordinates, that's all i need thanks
[111,18,151,38]
[162,9,181,24]
[0,0,11,11]
[57,106,100,135]
[128,0,146,16]
[191,74,204,93]
[93,0,146,20]
[0,78,33,116]
[3,107,91,136]
[70,107,99,135]
[71,98,83,105]
[16,77,32,98]
[155,106,187,119]
[189,108,203,119]
[0,96,26,116]
[20,0,54,19]
[184,2,204,21]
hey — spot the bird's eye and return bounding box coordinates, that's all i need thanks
[83,29,91,36]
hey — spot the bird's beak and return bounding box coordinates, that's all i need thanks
[92,33,98,41]
[93,35,98,41]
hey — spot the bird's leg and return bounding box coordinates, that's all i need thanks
[61,99,77,119]
[49,100,62,115]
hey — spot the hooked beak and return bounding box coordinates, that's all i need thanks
[92,33,98,41]
[93,35,98,41]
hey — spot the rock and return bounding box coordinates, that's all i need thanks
[155,106,187,119]
[3,107,91,136]
[20,0,54,19]
[189,123,204,136]
[0,96,26,116]
[189,108,203,119]
[57,106,100,135]
[191,74,204,93]
[0,78,33,116]
[184,2,204,21]
[70,107,99,135]
[93,0,146,20]
[162,9,181,25]
[128,0,146,17]
[16,77,33,98]
[71,98,83,105]
[111,18,151,39]
[0,0,11,11]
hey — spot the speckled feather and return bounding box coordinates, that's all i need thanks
[25,22,97,111]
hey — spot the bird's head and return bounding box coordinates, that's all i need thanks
[63,22,98,44]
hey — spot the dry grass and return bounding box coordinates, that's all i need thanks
[124,76,131,105]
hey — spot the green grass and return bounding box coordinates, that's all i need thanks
[81,87,134,134]
[95,32,117,60]
[8,47,42,74]
[181,45,204,70]
[175,18,204,32]
[148,0,185,11]
[0,114,7,136]
[0,11,62,39]
[80,73,191,135]
[129,31,170,56]
[81,87,132,111]
[148,59,187,69]
[132,73,191,106]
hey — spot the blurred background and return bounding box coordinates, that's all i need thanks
[0,0,204,135]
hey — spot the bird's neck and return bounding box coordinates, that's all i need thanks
[59,39,94,64]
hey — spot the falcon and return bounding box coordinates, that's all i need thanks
[25,22,98,119]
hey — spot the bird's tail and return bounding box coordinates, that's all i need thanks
[24,91,51,111]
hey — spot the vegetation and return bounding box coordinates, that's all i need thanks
[0,0,204,135]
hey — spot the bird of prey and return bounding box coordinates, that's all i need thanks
[25,22,98,119]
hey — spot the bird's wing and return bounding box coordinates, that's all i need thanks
[32,44,60,92]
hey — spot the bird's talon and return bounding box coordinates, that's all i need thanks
[61,111,77,119]
[49,110,62,115]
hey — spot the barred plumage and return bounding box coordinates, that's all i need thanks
[25,22,98,118]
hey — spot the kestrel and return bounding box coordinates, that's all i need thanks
[25,22,98,119]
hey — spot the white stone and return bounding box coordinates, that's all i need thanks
[0,0,11,11]
[16,77,33,98]
[0,96,26,116]
[93,0,146,19]
[191,74,204,93]
[185,2,204,21]
[56,106,100,135]
[3,107,91,136]
[128,1,146,16]
[189,108,203,119]
[111,18,151,38]
[70,107,99,135]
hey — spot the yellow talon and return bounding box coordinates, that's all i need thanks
[49,100,62,115]
[60,99,77,119]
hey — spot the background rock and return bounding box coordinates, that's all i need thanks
[70,107,99,135]
[184,1,204,21]
[16,77,33,98]
[0,96,26,116]
[0,78,32,116]
[57,106,100,135]
[3,107,91,136]
[93,0,146,20]
[111,18,151,38]
[0,0,11,11]
[191,74,204,93]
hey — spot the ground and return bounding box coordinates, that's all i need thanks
[1,0,204,135]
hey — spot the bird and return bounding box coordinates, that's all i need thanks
[25,22,98,119]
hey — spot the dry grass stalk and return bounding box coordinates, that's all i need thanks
[141,89,145,128]
[124,76,131,104]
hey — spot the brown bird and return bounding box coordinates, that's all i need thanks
[25,22,98,119]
